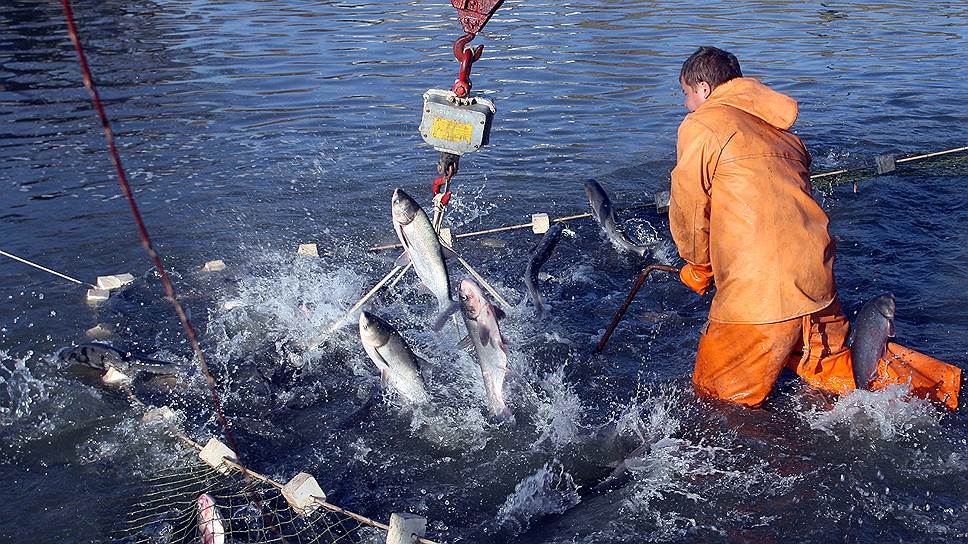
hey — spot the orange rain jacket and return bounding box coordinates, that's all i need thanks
[669,77,836,324]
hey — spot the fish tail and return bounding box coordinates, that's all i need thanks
[487,406,515,425]
[431,300,461,332]
[633,244,650,257]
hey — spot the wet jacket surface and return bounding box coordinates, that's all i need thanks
[670,77,836,324]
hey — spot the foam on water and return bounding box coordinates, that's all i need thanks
[228,250,368,347]
[76,407,192,479]
[600,383,802,542]
[800,383,940,441]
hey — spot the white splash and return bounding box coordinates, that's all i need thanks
[531,367,584,449]
[801,383,940,441]
[492,458,581,536]
[0,351,47,424]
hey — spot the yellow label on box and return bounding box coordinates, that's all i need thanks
[430,117,473,143]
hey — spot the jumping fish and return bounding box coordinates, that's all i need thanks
[458,279,513,422]
[583,179,651,257]
[524,223,564,317]
[196,493,225,544]
[849,293,896,389]
[391,188,460,329]
[358,311,430,404]
[58,342,179,383]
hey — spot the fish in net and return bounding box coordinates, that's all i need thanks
[113,453,382,544]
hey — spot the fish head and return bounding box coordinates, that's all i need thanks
[196,493,216,517]
[59,343,109,369]
[359,311,392,348]
[459,279,487,319]
[546,223,565,238]
[58,345,85,365]
[391,188,419,226]
[873,293,896,320]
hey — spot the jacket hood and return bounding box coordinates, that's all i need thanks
[701,77,799,130]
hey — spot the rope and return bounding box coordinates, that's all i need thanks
[304,264,405,349]
[895,145,968,164]
[119,384,438,543]
[367,203,657,252]
[0,249,94,287]
[445,244,512,309]
[60,0,240,459]
[368,145,968,252]
[811,144,968,181]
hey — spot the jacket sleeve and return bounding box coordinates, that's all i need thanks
[669,117,718,267]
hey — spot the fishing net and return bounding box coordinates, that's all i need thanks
[114,451,381,544]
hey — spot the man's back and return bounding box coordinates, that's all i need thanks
[670,77,836,324]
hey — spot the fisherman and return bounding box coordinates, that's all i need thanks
[669,46,961,409]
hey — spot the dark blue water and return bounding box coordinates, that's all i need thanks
[2,1,967,542]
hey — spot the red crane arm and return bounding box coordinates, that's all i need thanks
[451,0,505,35]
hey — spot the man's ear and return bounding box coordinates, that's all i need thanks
[697,81,712,99]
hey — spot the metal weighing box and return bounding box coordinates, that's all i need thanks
[419,89,496,156]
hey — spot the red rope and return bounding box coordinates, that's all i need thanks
[61,0,241,458]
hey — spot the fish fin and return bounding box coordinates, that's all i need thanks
[456,335,474,352]
[500,336,510,355]
[416,282,433,296]
[534,294,546,318]
[431,301,461,331]
[888,321,895,337]
[493,306,507,321]
[479,327,491,346]
[440,243,458,261]
[394,251,411,267]
[414,356,427,373]
[368,349,391,375]
[486,409,515,425]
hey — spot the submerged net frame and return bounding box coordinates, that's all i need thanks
[109,409,438,544]
[115,454,371,544]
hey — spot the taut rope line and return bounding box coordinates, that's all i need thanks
[0,249,94,288]
[60,0,239,458]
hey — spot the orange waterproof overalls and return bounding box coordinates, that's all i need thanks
[669,78,961,410]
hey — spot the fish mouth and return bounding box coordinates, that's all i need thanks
[875,293,896,319]
[359,313,390,348]
[391,189,417,225]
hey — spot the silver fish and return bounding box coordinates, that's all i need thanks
[583,179,650,257]
[849,293,896,389]
[458,279,512,422]
[391,188,460,329]
[196,493,225,544]
[524,223,564,317]
[359,311,430,404]
[58,342,179,378]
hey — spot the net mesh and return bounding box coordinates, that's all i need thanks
[114,453,380,544]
